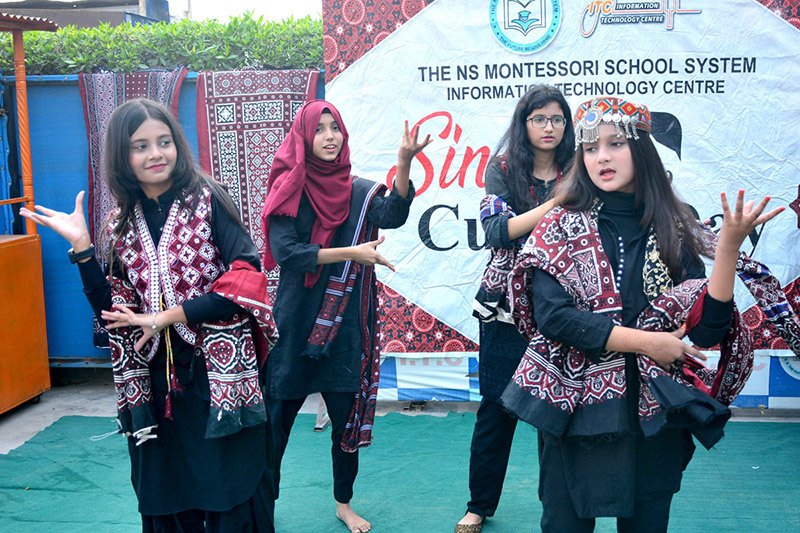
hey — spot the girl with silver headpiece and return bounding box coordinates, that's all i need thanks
[500,97,792,532]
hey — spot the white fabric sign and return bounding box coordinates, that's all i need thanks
[327,0,800,350]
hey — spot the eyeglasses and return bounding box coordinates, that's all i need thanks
[527,115,566,128]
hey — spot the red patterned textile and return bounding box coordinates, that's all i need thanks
[757,0,800,30]
[195,69,320,255]
[503,207,755,448]
[196,69,319,304]
[211,260,279,369]
[109,259,277,442]
[107,276,158,445]
[323,0,435,81]
[379,284,479,353]
[79,67,188,248]
[106,187,224,362]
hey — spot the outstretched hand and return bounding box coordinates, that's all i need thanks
[101,304,161,353]
[717,190,784,253]
[397,120,432,166]
[351,235,395,271]
[19,191,92,250]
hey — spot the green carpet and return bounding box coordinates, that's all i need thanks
[1,413,798,532]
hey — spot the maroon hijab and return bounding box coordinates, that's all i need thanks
[260,100,353,287]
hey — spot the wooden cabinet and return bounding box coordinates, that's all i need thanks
[0,235,50,414]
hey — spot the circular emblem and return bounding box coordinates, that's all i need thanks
[489,0,561,54]
[779,357,800,381]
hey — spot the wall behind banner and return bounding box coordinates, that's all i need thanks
[323,0,800,406]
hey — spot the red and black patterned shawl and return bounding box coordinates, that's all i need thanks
[502,204,799,449]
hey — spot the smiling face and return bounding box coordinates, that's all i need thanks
[526,101,566,154]
[582,124,636,194]
[311,112,344,162]
[128,118,177,199]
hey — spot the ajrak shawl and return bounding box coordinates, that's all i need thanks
[304,177,387,452]
[502,203,800,449]
[106,190,278,443]
[472,195,520,323]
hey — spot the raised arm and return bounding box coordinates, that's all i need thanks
[706,190,783,302]
[392,120,432,199]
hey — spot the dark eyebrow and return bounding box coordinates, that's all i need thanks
[130,133,173,144]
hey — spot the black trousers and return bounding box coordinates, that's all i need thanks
[465,397,519,517]
[267,391,358,504]
[141,466,275,533]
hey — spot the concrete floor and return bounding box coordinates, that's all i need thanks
[2,368,796,455]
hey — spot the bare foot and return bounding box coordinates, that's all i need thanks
[457,511,484,526]
[336,501,371,532]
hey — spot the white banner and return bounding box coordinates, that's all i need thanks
[327,0,800,349]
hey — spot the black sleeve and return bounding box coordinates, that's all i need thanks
[365,179,416,229]
[182,192,262,325]
[77,256,112,324]
[531,269,615,362]
[481,161,513,249]
[269,214,321,273]
[679,247,734,348]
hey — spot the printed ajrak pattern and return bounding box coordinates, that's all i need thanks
[196,69,320,256]
[196,69,319,305]
[378,283,479,353]
[107,276,158,445]
[106,187,224,362]
[506,208,754,438]
[78,67,188,250]
[757,0,800,30]
[323,0,435,81]
[199,314,266,438]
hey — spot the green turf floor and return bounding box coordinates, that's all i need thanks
[1,413,798,532]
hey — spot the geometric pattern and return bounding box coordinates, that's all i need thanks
[196,69,320,304]
[195,69,320,254]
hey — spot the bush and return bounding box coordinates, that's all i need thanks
[0,12,322,75]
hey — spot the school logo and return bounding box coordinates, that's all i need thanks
[489,0,562,54]
[579,1,701,38]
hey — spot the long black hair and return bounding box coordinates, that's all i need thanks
[489,85,575,213]
[103,98,243,241]
[559,130,706,277]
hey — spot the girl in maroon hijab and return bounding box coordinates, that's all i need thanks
[260,100,430,533]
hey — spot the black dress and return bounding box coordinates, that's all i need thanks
[78,187,271,524]
[266,179,414,399]
[531,190,734,525]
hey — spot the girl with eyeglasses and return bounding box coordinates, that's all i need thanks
[456,85,575,533]
[501,97,790,531]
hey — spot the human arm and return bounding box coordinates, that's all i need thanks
[270,208,396,273]
[482,162,561,248]
[532,268,706,370]
[706,190,783,303]
[19,191,93,258]
[392,120,432,199]
[20,191,113,314]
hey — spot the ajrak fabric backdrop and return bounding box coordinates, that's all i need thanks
[324,0,800,405]
[195,69,320,302]
[79,67,188,250]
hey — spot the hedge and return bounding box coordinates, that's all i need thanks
[0,12,323,75]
